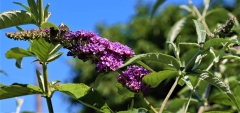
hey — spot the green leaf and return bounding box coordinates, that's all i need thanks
[5,47,35,59]
[58,23,69,30]
[179,42,200,48]
[47,52,63,62]
[193,20,206,44]
[31,38,60,63]
[15,58,23,68]
[57,83,111,113]
[93,73,105,90]
[5,47,35,68]
[0,70,7,76]
[116,83,135,98]
[0,83,7,87]
[0,83,42,99]
[48,44,62,55]
[120,53,180,70]
[167,17,186,43]
[13,2,30,12]
[44,3,51,22]
[15,26,24,31]
[151,0,165,18]
[142,70,178,88]
[36,70,45,92]
[209,93,235,106]
[117,108,148,113]
[204,111,232,113]
[223,55,240,61]
[203,38,238,50]
[0,10,36,29]
[192,71,240,109]
[40,22,58,29]
[27,0,38,21]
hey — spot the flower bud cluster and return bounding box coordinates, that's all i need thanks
[6,28,49,41]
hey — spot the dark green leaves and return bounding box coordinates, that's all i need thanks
[151,0,165,18]
[0,83,42,99]
[203,38,238,50]
[116,83,134,98]
[142,70,178,88]
[120,53,180,70]
[117,108,148,113]
[192,71,240,109]
[57,83,111,113]
[0,10,36,29]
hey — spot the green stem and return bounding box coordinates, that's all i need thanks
[184,77,201,113]
[183,49,202,72]
[139,93,157,113]
[38,0,44,25]
[42,63,54,113]
[159,76,181,113]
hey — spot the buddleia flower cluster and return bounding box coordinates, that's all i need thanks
[6,27,135,72]
[118,65,150,92]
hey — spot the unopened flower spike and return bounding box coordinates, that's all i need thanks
[212,17,235,38]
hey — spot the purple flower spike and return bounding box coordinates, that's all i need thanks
[118,65,151,92]
[47,28,135,72]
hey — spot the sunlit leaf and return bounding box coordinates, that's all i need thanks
[0,83,42,99]
[193,20,206,44]
[47,52,63,63]
[120,53,180,70]
[40,22,58,29]
[57,83,111,113]
[167,17,186,43]
[0,10,36,29]
[27,0,38,21]
[44,3,50,22]
[5,47,35,68]
[13,2,30,12]
[31,38,60,63]
[142,70,178,88]
[36,70,45,92]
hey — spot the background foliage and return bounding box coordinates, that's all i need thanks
[66,0,240,113]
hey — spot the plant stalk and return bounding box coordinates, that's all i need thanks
[159,76,181,113]
[139,93,157,113]
[38,0,44,25]
[42,63,54,113]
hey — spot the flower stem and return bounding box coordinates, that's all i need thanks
[42,63,54,113]
[159,76,181,113]
[139,93,157,113]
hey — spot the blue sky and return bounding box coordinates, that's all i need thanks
[0,0,207,113]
